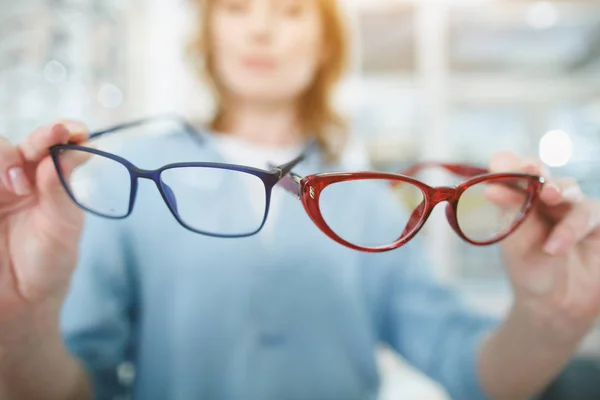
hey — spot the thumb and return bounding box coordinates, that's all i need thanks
[35,155,83,223]
[487,152,550,253]
[35,125,91,221]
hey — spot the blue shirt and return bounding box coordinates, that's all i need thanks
[60,128,497,400]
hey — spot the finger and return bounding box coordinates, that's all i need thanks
[35,156,83,223]
[488,153,560,213]
[489,152,551,178]
[57,145,96,181]
[488,152,521,174]
[539,178,584,207]
[484,184,527,208]
[0,136,20,171]
[543,199,599,256]
[519,157,551,179]
[37,141,98,199]
[0,136,31,196]
[18,121,89,163]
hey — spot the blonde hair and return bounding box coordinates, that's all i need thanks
[188,0,350,161]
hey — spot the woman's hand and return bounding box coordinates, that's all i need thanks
[0,122,89,326]
[490,152,600,343]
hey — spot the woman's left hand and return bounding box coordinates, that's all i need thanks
[489,152,600,343]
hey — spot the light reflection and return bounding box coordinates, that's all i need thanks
[539,130,573,167]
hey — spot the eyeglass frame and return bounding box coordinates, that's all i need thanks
[277,162,545,252]
[48,115,313,238]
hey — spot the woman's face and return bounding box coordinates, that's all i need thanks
[209,0,325,104]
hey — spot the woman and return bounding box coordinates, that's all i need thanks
[1,0,600,399]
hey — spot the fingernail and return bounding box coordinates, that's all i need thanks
[544,236,563,256]
[8,167,31,196]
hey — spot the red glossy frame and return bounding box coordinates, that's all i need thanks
[280,162,545,253]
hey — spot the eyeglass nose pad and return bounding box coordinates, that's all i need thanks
[445,202,461,235]
[162,183,179,214]
[401,200,426,238]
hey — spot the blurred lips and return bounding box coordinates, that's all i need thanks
[242,55,277,71]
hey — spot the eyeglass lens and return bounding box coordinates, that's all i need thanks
[317,177,533,249]
[55,148,269,236]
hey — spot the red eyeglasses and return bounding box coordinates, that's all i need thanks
[279,162,545,252]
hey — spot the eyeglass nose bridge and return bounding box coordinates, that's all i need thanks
[132,167,161,181]
[428,186,459,206]
[129,167,180,214]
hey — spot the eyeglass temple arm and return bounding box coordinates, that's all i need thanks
[275,152,306,178]
[400,162,489,179]
[273,138,317,176]
[84,114,200,142]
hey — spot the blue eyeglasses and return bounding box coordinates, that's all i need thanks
[49,115,312,238]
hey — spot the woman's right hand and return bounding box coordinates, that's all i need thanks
[0,121,90,325]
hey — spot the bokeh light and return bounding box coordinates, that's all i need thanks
[539,129,573,167]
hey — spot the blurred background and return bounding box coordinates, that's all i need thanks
[2,0,600,398]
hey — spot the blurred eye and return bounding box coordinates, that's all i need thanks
[218,0,249,13]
